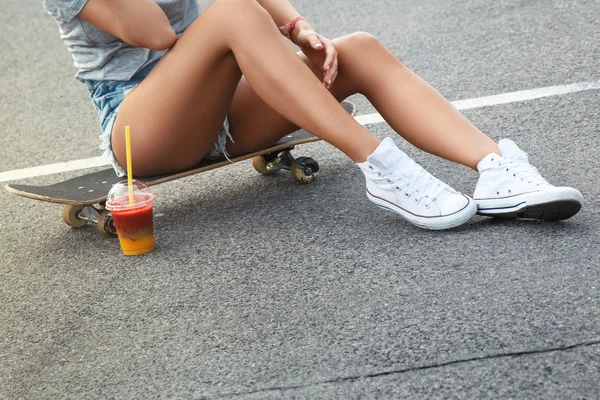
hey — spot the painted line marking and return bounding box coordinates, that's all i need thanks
[0,157,107,184]
[355,80,600,125]
[1,80,599,183]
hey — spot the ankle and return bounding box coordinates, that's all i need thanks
[473,142,502,171]
[353,136,381,163]
[357,137,405,170]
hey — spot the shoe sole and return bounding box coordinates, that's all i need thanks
[475,187,583,221]
[367,192,477,230]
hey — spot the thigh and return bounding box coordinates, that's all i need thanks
[112,4,242,177]
[226,39,358,157]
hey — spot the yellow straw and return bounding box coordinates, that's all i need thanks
[125,125,134,205]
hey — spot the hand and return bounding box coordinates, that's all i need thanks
[295,29,338,89]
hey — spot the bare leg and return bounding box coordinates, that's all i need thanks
[112,0,378,177]
[227,33,498,170]
[222,33,580,227]
[338,33,500,170]
[227,53,357,156]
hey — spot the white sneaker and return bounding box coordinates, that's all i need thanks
[358,138,477,230]
[474,139,583,220]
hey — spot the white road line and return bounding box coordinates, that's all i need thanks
[452,80,600,111]
[355,80,600,125]
[0,157,107,183]
[2,80,599,183]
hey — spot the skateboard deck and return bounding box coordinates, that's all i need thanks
[6,101,355,234]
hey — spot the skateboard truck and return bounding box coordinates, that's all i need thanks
[62,203,117,236]
[252,148,320,184]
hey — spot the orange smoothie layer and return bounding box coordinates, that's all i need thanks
[118,235,155,256]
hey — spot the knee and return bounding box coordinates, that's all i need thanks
[338,31,381,53]
[337,32,405,66]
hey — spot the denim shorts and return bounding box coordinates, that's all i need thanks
[84,62,233,177]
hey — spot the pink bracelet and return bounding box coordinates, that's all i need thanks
[281,16,306,43]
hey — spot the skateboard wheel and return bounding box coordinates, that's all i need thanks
[290,157,319,184]
[98,211,117,237]
[252,155,275,175]
[61,205,88,228]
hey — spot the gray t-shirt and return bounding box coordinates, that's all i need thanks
[41,0,201,81]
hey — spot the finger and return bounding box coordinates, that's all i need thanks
[329,65,339,86]
[325,70,338,90]
[325,71,338,89]
[324,53,338,86]
[331,57,339,81]
[307,33,323,50]
[322,44,336,72]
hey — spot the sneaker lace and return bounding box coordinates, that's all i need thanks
[379,160,447,206]
[499,159,549,186]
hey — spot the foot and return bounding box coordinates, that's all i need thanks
[474,139,583,220]
[358,138,477,230]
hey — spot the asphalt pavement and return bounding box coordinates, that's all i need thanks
[1,0,599,398]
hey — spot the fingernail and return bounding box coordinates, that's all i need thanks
[315,43,323,49]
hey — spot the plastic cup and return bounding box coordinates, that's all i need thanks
[106,180,155,256]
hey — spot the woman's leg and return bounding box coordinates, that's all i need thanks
[328,33,578,219]
[226,54,357,156]
[336,33,501,170]
[225,33,476,231]
[225,32,580,223]
[112,0,379,177]
[227,32,498,170]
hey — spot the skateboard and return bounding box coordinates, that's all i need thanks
[6,101,356,236]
